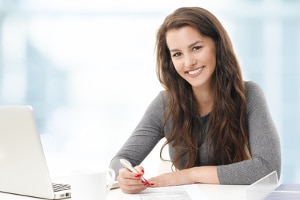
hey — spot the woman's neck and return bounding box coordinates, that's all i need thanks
[193,86,214,117]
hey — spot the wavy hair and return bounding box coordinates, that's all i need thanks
[156,7,250,169]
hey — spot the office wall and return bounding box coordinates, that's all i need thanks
[0,0,299,182]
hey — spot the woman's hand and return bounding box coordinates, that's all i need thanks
[148,166,219,187]
[148,170,194,187]
[117,166,148,194]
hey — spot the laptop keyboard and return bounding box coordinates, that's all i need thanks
[52,183,71,192]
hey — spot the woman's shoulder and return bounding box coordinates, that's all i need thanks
[244,80,264,97]
[244,80,268,108]
[157,90,169,102]
[244,80,261,90]
[146,90,169,110]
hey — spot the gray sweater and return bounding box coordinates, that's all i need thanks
[110,81,281,184]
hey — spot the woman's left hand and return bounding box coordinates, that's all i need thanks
[148,169,194,187]
[148,166,219,187]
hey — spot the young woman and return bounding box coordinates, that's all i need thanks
[109,7,281,194]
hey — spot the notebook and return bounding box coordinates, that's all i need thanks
[0,105,71,199]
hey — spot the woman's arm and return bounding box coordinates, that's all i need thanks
[217,81,281,184]
[109,91,166,180]
[149,166,219,187]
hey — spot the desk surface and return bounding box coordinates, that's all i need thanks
[109,184,249,200]
[0,184,249,200]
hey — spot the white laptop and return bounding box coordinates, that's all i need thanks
[0,106,71,199]
[246,171,279,200]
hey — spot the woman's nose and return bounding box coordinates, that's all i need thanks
[184,54,196,68]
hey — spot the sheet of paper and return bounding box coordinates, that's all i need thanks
[123,184,208,200]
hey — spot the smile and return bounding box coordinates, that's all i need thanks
[186,66,204,75]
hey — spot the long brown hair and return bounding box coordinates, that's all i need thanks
[156,7,250,169]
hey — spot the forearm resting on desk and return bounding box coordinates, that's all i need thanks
[149,166,219,187]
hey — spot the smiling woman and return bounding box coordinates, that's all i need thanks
[110,7,281,194]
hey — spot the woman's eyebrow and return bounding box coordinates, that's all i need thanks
[188,40,203,48]
[169,40,204,52]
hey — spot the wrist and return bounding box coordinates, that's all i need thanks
[188,167,199,184]
[186,166,219,184]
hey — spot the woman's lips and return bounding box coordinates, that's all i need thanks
[186,66,204,76]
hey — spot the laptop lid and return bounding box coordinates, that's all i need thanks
[246,171,279,200]
[0,106,70,199]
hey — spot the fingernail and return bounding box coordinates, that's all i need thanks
[135,174,141,178]
[143,182,150,187]
[141,180,149,186]
[150,183,154,186]
[141,169,144,173]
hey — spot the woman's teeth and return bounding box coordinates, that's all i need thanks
[187,67,203,75]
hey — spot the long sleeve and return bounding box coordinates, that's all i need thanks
[217,81,281,184]
[109,91,166,177]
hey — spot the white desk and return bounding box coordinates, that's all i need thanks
[108,184,249,200]
[0,184,249,199]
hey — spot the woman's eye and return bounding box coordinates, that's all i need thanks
[192,46,202,51]
[172,52,182,57]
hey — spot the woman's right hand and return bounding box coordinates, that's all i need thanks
[117,166,148,194]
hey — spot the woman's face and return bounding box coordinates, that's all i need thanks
[166,26,216,90]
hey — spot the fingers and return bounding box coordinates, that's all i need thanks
[147,172,175,188]
[117,167,147,194]
[135,166,145,175]
[134,166,154,187]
